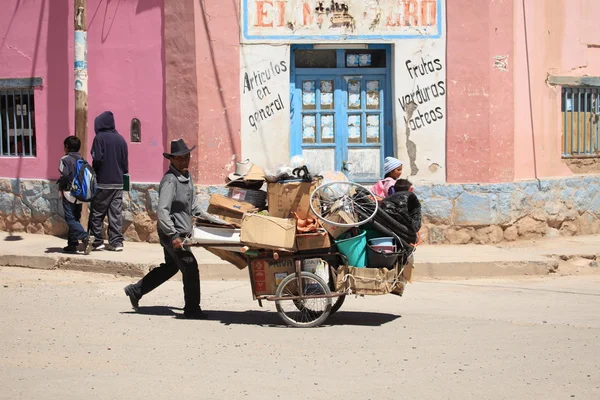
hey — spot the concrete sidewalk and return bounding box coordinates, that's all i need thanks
[1,231,599,279]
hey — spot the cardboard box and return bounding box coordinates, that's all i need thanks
[320,211,354,239]
[250,258,296,295]
[267,180,320,219]
[205,248,248,270]
[295,230,331,251]
[206,205,244,227]
[240,214,297,251]
[209,194,257,214]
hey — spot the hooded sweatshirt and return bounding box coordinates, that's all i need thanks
[91,111,129,189]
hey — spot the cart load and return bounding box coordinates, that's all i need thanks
[187,159,419,327]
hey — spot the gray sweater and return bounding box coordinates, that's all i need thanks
[157,165,202,244]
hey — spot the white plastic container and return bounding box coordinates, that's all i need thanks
[191,226,241,244]
[302,258,330,283]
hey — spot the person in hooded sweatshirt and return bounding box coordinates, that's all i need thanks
[89,111,129,251]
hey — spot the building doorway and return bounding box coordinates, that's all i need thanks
[290,44,392,183]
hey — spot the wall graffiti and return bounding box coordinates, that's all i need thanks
[244,60,288,129]
[398,57,445,131]
[243,0,441,41]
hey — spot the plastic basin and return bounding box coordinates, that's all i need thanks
[369,237,394,247]
[335,231,367,268]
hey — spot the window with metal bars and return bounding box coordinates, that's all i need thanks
[0,88,36,157]
[561,86,599,158]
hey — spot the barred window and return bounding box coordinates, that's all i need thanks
[561,86,599,158]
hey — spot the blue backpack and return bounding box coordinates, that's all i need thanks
[71,158,98,202]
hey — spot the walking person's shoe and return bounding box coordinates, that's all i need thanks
[62,245,78,254]
[93,243,105,251]
[123,284,140,311]
[182,308,207,320]
[107,244,124,252]
[82,236,94,255]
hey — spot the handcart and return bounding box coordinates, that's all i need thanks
[187,180,414,328]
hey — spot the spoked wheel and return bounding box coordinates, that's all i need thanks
[309,181,378,228]
[294,293,345,315]
[275,272,332,328]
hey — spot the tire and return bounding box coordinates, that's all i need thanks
[330,294,345,314]
[309,182,378,227]
[275,272,332,328]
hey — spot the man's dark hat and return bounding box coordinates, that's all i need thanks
[163,139,196,158]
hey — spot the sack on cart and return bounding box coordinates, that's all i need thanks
[334,265,398,295]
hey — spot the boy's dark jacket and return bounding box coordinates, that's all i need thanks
[91,111,129,189]
[381,191,422,233]
[57,152,82,191]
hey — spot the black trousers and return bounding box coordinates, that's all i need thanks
[89,189,123,247]
[133,243,201,313]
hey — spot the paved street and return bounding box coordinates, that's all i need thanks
[1,266,599,400]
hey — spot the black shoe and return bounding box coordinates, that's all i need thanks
[63,246,78,254]
[82,236,94,255]
[123,284,140,311]
[183,309,207,320]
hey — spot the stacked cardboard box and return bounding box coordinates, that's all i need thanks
[207,194,257,227]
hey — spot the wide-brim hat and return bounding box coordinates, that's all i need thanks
[163,139,196,159]
[227,159,253,182]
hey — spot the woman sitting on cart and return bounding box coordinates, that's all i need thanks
[371,157,403,199]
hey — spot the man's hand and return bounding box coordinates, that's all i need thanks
[172,237,183,249]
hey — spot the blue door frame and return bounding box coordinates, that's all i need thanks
[290,44,393,183]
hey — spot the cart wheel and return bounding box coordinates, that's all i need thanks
[295,293,345,315]
[330,294,345,314]
[275,272,332,328]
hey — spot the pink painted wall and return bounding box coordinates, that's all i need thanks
[194,0,241,185]
[0,0,165,183]
[513,0,600,180]
[446,0,515,183]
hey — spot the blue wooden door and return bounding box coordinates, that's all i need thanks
[292,74,386,182]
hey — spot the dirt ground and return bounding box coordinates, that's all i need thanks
[1,267,599,400]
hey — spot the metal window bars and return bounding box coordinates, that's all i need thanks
[0,88,35,157]
[562,86,600,158]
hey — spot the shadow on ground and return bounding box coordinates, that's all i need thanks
[121,305,183,316]
[45,247,64,254]
[4,235,23,242]
[121,307,401,327]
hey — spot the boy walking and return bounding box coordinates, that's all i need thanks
[58,136,94,255]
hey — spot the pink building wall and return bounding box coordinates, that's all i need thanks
[0,0,165,183]
[194,0,241,185]
[513,0,600,180]
[446,0,515,184]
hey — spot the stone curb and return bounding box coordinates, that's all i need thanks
[0,254,247,280]
[416,259,559,279]
[0,254,561,280]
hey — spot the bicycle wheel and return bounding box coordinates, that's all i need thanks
[275,272,332,328]
[309,181,378,228]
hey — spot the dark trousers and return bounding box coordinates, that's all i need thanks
[132,243,201,313]
[89,188,123,247]
[62,197,88,247]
